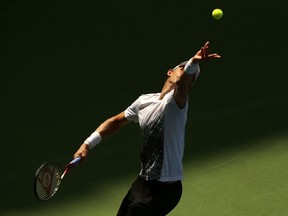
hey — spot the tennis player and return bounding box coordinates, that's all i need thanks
[74,41,221,215]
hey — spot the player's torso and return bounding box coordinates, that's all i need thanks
[137,91,187,181]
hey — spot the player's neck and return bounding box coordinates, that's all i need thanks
[159,80,175,100]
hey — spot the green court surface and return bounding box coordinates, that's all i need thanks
[1,0,288,215]
[179,135,288,216]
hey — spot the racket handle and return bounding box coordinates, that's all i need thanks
[70,157,81,166]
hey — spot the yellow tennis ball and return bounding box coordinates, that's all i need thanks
[212,8,223,20]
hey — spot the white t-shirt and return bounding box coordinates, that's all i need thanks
[124,90,188,182]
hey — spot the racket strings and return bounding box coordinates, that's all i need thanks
[34,163,62,201]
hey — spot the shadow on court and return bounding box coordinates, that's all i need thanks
[1,0,288,215]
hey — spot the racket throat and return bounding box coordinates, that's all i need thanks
[61,168,68,179]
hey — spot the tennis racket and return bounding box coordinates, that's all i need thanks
[33,157,81,201]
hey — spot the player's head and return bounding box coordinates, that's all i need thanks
[165,61,188,83]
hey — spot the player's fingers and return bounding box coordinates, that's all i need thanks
[209,53,221,59]
[205,49,209,59]
[74,153,87,163]
[202,48,209,60]
[201,47,204,58]
[74,153,80,158]
[204,41,210,47]
[80,155,87,163]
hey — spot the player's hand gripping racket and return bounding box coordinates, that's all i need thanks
[33,157,81,201]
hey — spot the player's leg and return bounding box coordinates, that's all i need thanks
[148,180,182,215]
[116,176,151,216]
[126,180,182,216]
[116,191,132,216]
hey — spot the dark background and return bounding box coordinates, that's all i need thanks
[1,0,288,214]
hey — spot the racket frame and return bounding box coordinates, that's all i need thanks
[33,157,81,201]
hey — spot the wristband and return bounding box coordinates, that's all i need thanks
[84,131,102,149]
[184,58,200,75]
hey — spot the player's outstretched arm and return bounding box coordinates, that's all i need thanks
[174,41,221,108]
[95,111,130,138]
[74,111,130,160]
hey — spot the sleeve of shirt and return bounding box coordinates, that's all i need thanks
[124,96,141,123]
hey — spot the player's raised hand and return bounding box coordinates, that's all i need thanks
[192,41,221,63]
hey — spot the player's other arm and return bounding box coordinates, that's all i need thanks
[74,111,130,160]
[95,111,130,138]
[173,60,200,109]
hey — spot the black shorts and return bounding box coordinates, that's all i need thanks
[116,176,182,216]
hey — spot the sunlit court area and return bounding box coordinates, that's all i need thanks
[1,0,288,215]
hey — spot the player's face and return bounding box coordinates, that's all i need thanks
[168,66,185,83]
